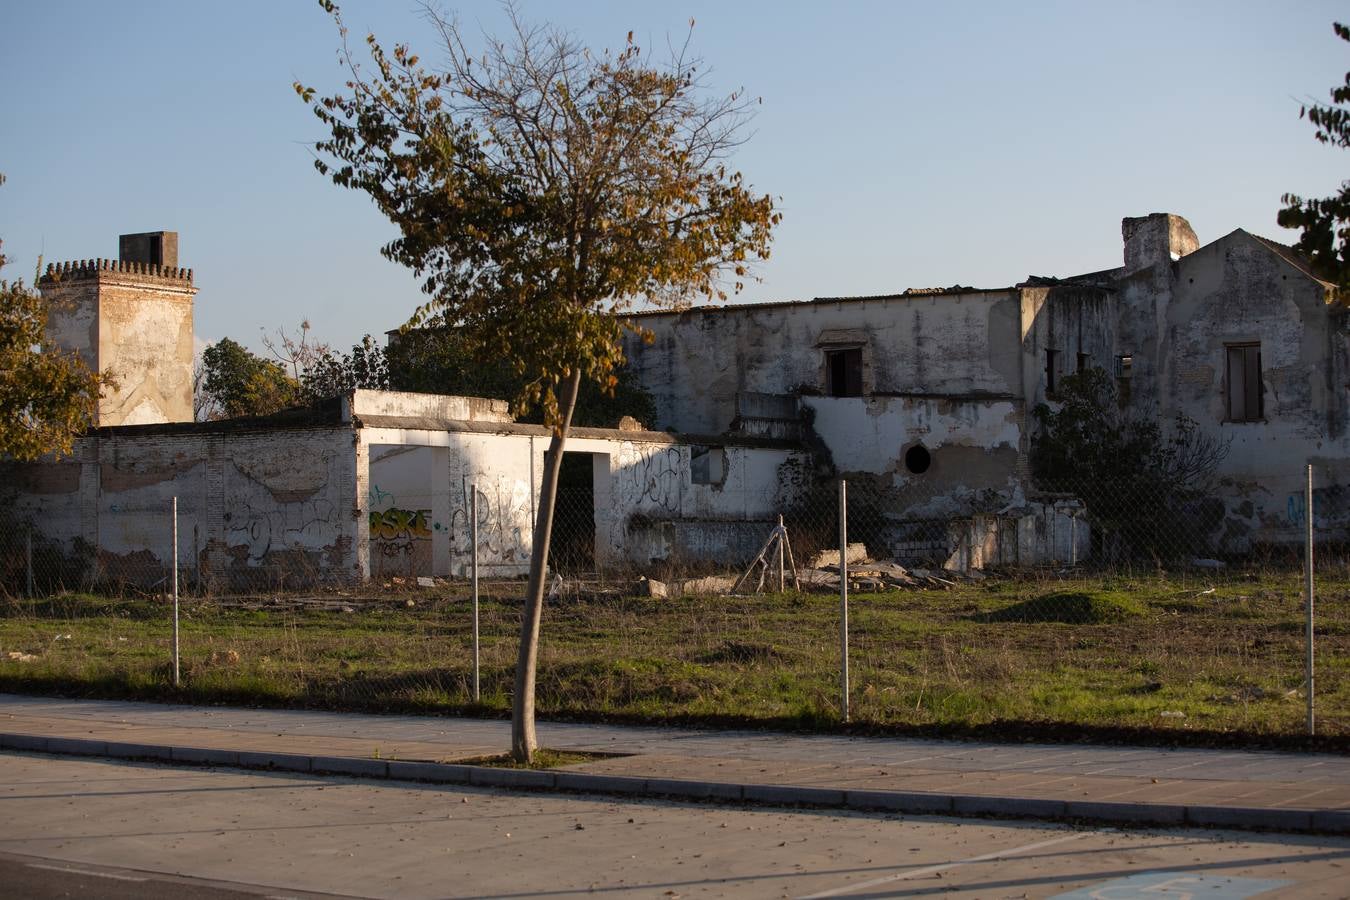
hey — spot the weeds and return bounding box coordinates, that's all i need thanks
[0,571,1344,745]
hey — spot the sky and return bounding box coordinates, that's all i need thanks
[1,0,1346,356]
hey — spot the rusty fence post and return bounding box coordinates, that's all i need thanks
[172,496,180,688]
[1305,464,1315,736]
[839,479,850,723]
[471,485,480,703]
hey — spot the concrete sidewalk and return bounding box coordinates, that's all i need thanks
[3,693,1348,833]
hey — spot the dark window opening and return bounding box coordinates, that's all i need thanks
[1226,343,1263,422]
[904,444,931,474]
[826,347,864,397]
[1076,352,1090,374]
[1045,349,1058,396]
[1115,355,1133,407]
[690,445,725,485]
[550,452,596,572]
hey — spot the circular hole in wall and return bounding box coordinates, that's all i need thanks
[904,444,932,475]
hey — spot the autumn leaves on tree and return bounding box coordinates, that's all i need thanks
[297,1,779,760]
[0,174,108,462]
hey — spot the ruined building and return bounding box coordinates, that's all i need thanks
[5,233,807,588]
[5,212,1343,589]
[623,213,1347,560]
[39,232,196,426]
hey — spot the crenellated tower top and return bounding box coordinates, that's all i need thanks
[39,231,197,426]
[40,257,194,285]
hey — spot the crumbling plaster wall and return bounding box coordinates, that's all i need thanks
[608,438,807,567]
[625,291,1024,434]
[97,282,194,425]
[362,425,810,575]
[1017,285,1117,407]
[803,394,1021,500]
[440,431,538,577]
[3,426,361,587]
[1160,231,1350,545]
[351,389,512,423]
[41,271,196,426]
[368,445,447,579]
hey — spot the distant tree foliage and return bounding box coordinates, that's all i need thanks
[301,334,390,403]
[199,338,298,419]
[0,174,108,460]
[1279,21,1350,289]
[1031,369,1228,560]
[383,327,657,428]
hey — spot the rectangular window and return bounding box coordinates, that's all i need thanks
[1115,354,1133,406]
[1045,349,1058,396]
[1226,343,1263,422]
[690,445,725,485]
[1076,352,1090,374]
[825,347,863,397]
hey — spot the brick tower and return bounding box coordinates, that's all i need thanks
[39,232,197,426]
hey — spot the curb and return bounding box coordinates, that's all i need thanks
[2,731,1343,835]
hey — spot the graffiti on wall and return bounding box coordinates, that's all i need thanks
[450,479,533,567]
[366,482,438,574]
[223,496,340,566]
[369,507,433,557]
[616,444,682,513]
[1286,484,1350,530]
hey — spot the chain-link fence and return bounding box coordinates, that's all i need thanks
[0,469,1343,740]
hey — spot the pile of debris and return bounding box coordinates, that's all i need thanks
[633,541,977,598]
[797,544,967,591]
[801,560,964,592]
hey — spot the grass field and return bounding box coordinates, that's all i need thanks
[1,570,1346,747]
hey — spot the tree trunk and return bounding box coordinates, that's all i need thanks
[510,367,584,763]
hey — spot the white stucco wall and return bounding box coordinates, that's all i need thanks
[5,425,361,588]
[624,290,1024,435]
[360,426,810,576]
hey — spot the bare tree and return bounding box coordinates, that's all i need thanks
[191,355,220,421]
[261,319,333,384]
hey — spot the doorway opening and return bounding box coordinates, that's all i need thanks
[549,452,596,573]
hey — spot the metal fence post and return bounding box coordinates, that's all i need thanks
[839,479,850,723]
[1305,464,1315,736]
[25,527,34,599]
[471,485,481,703]
[172,496,180,688]
[777,514,786,593]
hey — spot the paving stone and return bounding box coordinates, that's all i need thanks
[1063,800,1186,825]
[1186,805,1313,831]
[552,772,648,795]
[743,784,845,806]
[4,695,1348,836]
[170,746,239,766]
[103,741,169,761]
[0,733,47,752]
[845,790,953,814]
[952,794,1068,819]
[235,751,312,773]
[386,760,471,783]
[45,737,106,757]
[314,756,390,779]
[1310,809,1350,833]
[469,767,555,789]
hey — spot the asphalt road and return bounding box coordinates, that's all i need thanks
[1,752,1347,899]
